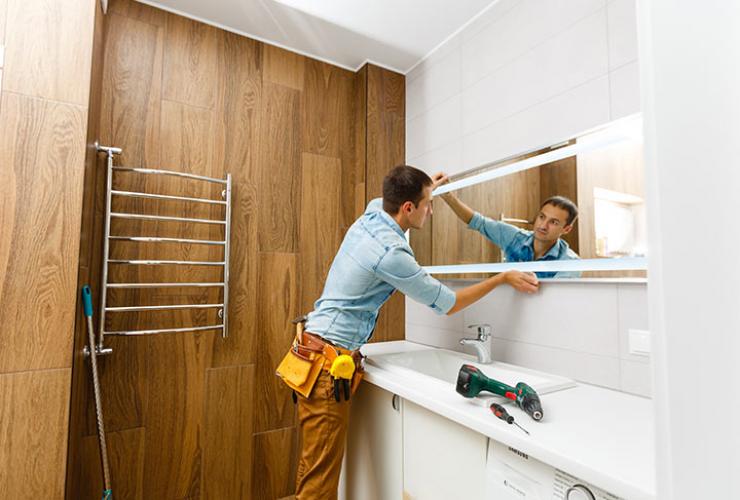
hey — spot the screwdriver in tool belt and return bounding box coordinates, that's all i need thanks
[490,403,530,435]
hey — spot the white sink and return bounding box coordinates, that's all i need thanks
[367,347,575,406]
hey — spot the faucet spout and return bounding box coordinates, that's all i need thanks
[460,323,493,364]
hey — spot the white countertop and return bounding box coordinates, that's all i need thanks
[360,341,656,500]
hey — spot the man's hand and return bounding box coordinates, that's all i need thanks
[430,172,449,190]
[503,271,539,294]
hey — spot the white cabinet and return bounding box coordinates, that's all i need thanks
[342,383,488,500]
[341,383,403,500]
[402,400,488,500]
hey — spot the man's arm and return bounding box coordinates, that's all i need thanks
[440,192,475,224]
[375,247,538,316]
[447,271,538,315]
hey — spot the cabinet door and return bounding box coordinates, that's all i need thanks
[341,383,403,500]
[403,400,488,500]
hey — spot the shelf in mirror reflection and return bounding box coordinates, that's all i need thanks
[423,257,647,275]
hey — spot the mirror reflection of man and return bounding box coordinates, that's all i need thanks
[440,192,581,279]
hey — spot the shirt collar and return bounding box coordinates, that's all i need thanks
[378,209,406,238]
[524,233,567,260]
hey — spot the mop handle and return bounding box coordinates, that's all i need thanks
[82,286,113,498]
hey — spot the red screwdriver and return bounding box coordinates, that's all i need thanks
[490,403,530,435]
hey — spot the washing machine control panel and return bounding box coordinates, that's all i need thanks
[485,441,623,500]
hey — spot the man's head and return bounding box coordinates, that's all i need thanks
[533,196,578,243]
[382,165,434,230]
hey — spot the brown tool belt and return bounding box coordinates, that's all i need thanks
[298,332,364,370]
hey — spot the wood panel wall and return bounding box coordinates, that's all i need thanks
[65,1,405,498]
[0,0,97,498]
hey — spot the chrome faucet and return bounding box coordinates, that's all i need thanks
[460,324,492,364]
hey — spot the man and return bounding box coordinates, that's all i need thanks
[283,165,539,499]
[441,191,580,279]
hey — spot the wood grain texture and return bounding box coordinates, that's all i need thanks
[352,66,367,220]
[0,0,7,45]
[143,331,213,498]
[0,93,86,373]
[253,427,299,500]
[78,427,146,500]
[202,364,255,499]
[3,0,94,105]
[109,0,166,27]
[258,82,302,253]
[263,44,305,91]
[100,12,162,168]
[254,253,299,434]
[365,64,405,199]
[211,31,262,367]
[0,369,71,499]
[162,11,219,109]
[364,64,406,342]
[299,153,342,313]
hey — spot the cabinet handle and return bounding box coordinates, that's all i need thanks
[391,394,400,411]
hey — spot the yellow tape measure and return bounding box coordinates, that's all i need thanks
[329,354,355,379]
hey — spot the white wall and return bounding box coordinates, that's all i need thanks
[404,0,648,397]
[406,281,651,397]
[406,0,639,176]
[638,1,740,498]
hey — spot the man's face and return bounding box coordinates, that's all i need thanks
[533,203,572,243]
[407,185,434,230]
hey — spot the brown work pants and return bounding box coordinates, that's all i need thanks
[294,369,352,500]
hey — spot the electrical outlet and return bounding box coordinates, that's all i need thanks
[628,329,651,356]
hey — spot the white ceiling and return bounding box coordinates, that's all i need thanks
[136,0,497,73]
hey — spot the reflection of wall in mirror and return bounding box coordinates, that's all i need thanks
[577,127,646,278]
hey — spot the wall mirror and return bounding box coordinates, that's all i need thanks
[410,114,647,279]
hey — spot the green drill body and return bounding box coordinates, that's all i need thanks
[456,364,544,421]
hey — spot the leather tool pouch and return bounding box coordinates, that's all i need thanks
[275,343,323,399]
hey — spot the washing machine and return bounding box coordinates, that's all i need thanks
[485,439,623,500]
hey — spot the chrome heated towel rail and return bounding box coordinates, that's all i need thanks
[92,143,233,355]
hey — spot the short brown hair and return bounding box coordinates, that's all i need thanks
[382,165,433,214]
[541,196,578,226]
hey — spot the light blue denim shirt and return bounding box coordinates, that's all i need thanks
[304,198,457,350]
[468,212,581,279]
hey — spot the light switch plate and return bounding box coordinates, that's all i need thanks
[628,329,651,356]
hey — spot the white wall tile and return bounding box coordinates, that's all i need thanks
[617,283,650,363]
[407,139,463,177]
[464,282,620,357]
[620,359,652,397]
[461,0,522,45]
[406,94,461,160]
[462,0,605,89]
[492,338,621,389]
[406,323,465,351]
[609,59,640,120]
[462,9,608,137]
[406,28,462,86]
[462,75,610,170]
[607,0,638,69]
[406,47,461,120]
[406,296,464,331]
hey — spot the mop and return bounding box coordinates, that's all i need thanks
[82,285,113,500]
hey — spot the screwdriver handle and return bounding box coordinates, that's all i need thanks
[491,403,514,424]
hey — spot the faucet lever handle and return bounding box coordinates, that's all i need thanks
[467,323,491,341]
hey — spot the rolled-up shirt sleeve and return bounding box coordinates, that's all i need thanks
[468,212,523,250]
[374,246,456,315]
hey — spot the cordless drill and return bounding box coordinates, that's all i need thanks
[456,364,544,421]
